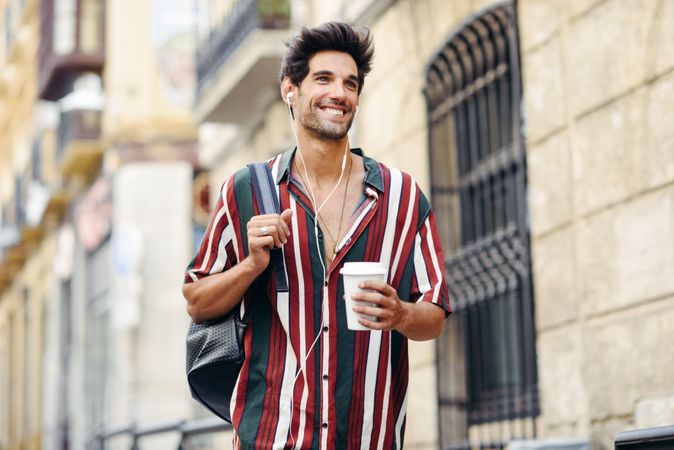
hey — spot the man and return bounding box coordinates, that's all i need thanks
[183,22,450,449]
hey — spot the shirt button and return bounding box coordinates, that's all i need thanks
[322,423,328,429]
[322,374,328,381]
[323,326,329,333]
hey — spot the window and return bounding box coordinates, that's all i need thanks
[53,0,76,55]
[424,3,539,449]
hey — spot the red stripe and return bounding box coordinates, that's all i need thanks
[347,332,369,449]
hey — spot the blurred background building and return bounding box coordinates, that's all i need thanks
[1,0,673,449]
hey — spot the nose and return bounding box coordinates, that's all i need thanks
[328,80,347,102]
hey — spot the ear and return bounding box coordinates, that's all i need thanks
[281,77,295,104]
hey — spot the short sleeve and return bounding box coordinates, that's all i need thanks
[184,177,241,284]
[409,192,452,316]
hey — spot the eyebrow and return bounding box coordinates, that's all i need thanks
[313,70,359,84]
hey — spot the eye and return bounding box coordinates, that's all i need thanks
[317,76,329,82]
[346,81,358,90]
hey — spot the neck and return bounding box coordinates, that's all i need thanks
[294,129,350,187]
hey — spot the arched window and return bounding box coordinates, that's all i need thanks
[424,3,539,448]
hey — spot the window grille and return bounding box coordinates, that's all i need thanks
[424,2,539,449]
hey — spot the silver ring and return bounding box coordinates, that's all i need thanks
[260,226,269,235]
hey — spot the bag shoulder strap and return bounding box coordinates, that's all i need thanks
[248,162,289,293]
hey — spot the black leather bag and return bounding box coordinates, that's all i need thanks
[186,162,287,422]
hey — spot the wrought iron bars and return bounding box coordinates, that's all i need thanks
[425,2,539,449]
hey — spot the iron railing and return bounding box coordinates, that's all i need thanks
[424,1,538,449]
[94,417,232,450]
[195,0,290,95]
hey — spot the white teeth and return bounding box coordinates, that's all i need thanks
[324,108,344,116]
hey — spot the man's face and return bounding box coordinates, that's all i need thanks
[294,51,359,141]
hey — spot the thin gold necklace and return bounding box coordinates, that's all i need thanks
[296,155,352,257]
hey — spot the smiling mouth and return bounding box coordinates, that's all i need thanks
[318,105,347,117]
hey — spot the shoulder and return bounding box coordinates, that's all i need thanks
[366,156,432,224]
[366,157,424,194]
[223,153,284,196]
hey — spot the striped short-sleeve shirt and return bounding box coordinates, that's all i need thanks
[185,148,451,450]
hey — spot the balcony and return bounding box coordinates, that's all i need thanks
[38,0,105,101]
[56,74,104,184]
[194,0,293,125]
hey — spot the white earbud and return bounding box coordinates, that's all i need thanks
[286,92,295,119]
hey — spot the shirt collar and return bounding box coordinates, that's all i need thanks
[276,147,384,192]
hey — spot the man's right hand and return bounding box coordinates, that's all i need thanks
[245,209,293,273]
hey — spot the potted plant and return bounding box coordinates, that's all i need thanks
[257,0,291,29]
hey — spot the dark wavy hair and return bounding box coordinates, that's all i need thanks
[279,22,374,94]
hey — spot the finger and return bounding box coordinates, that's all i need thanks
[252,224,282,248]
[352,305,389,319]
[276,215,291,241]
[250,235,275,251]
[247,214,285,229]
[281,209,293,224]
[358,280,391,292]
[350,292,387,305]
[358,318,386,330]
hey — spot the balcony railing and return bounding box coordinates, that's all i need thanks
[38,0,105,101]
[94,417,232,450]
[196,0,290,95]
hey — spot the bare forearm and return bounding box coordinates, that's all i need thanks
[183,257,262,323]
[396,301,446,341]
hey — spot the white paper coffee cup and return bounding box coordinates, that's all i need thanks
[340,262,387,331]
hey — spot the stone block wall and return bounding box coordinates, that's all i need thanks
[520,0,674,448]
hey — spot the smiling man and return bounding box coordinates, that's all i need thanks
[183,22,451,449]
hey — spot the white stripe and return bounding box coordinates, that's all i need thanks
[379,168,404,281]
[413,232,432,299]
[271,156,282,199]
[290,196,309,449]
[359,330,382,450]
[209,223,234,273]
[394,390,408,448]
[424,219,443,304]
[273,291,297,449]
[320,281,330,450]
[375,341,392,450]
[389,179,416,283]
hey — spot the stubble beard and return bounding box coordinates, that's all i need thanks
[297,97,354,142]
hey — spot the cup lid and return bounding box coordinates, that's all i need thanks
[339,262,387,275]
